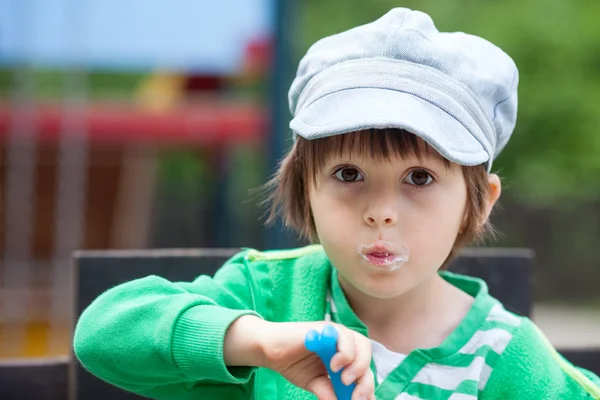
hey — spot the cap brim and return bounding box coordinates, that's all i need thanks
[290,88,489,168]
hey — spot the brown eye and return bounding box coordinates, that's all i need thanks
[334,167,364,182]
[405,170,433,186]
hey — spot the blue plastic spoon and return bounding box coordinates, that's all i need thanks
[305,325,356,400]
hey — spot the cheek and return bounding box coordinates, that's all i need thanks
[404,190,466,260]
[310,187,362,241]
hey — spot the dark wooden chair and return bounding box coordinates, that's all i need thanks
[5,247,597,400]
[70,249,241,400]
[69,247,537,400]
[0,356,69,400]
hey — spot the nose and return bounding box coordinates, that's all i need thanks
[363,196,398,227]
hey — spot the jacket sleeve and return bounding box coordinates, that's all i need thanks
[481,318,600,399]
[73,251,264,400]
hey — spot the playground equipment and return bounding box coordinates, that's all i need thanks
[0,0,278,360]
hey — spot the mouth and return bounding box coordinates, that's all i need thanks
[357,241,409,273]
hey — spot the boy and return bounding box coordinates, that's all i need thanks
[74,8,600,399]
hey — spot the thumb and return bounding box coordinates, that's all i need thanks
[306,376,337,400]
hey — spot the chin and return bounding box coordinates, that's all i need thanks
[353,270,416,299]
[358,284,412,300]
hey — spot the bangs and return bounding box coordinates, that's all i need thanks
[298,128,453,184]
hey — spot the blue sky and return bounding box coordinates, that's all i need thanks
[0,0,272,73]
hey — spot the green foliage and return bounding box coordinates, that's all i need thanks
[159,150,209,196]
[0,68,145,99]
[299,0,600,204]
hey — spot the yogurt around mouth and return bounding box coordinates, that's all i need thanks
[357,240,410,273]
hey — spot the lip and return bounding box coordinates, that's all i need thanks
[357,240,409,273]
[364,253,406,266]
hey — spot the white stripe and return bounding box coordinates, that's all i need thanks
[412,356,489,391]
[448,394,478,400]
[486,304,521,326]
[478,362,493,390]
[394,394,425,400]
[458,328,513,355]
[327,291,338,313]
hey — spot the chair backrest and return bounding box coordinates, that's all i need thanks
[71,249,239,400]
[0,356,69,400]
[447,248,534,317]
[70,247,535,400]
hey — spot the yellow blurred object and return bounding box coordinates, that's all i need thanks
[0,322,69,358]
[135,72,186,112]
[23,323,49,357]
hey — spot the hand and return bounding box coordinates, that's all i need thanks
[262,320,375,400]
[224,316,374,399]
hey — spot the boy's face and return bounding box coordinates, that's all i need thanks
[309,145,471,300]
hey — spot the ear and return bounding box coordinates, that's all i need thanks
[459,173,502,234]
[484,174,502,221]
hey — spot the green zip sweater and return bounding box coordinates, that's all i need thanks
[73,245,600,399]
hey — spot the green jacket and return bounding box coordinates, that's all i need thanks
[74,245,600,399]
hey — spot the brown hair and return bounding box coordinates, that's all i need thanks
[264,129,495,267]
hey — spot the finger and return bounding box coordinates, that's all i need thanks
[342,334,372,385]
[306,376,337,400]
[330,326,356,373]
[352,368,375,400]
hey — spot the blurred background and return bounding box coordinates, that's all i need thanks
[0,0,598,361]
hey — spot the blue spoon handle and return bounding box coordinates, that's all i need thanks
[305,325,356,400]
